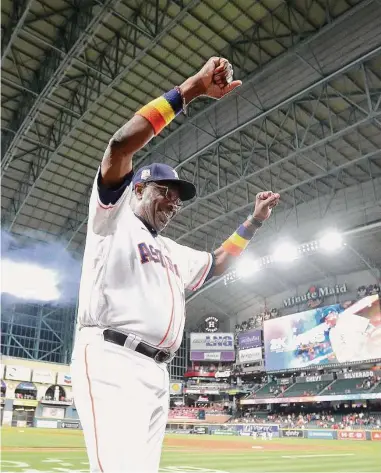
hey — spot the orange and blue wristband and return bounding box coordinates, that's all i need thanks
[136,87,184,136]
[222,223,257,257]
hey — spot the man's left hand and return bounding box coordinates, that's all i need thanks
[253,191,280,222]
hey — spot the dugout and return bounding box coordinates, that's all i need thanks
[12,381,38,427]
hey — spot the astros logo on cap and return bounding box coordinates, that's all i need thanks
[141,169,151,180]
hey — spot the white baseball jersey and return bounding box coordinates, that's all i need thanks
[77,170,213,352]
[329,313,371,363]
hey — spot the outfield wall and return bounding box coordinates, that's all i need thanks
[7,416,381,443]
[166,423,381,442]
[280,428,381,441]
[34,418,82,429]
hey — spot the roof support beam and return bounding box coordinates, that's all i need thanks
[173,46,381,174]
[346,245,381,280]
[177,149,381,243]
[1,0,122,172]
[134,0,380,168]
[1,0,34,64]
[170,98,381,241]
[2,0,201,232]
[64,56,381,250]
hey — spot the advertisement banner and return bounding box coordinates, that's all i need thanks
[307,430,334,439]
[238,347,263,363]
[36,419,58,429]
[337,371,374,380]
[212,430,237,436]
[282,429,304,438]
[192,426,208,434]
[215,370,231,378]
[241,392,381,405]
[190,351,235,361]
[283,283,348,308]
[338,430,366,441]
[56,372,72,386]
[371,431,381,441]
[264,295,381,371]
[238,330,262,350]
[32,369,56,384]
[295,374,334,383]
[61,421,80,429]
[190,333,234,351]
[5,365,31,382]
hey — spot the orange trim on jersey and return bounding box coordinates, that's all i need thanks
[163,263,185,350]
[157,263,175,347]
[190,253,212,292]
[84,344,105,472]
[167,307,184,350]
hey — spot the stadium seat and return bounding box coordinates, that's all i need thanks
[245,381,278,399]
[322,378,373,395]
[281,381,331,397]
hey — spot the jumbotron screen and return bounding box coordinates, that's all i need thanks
[264,294,381,371]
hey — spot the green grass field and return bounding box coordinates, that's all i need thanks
[1,427,380,472]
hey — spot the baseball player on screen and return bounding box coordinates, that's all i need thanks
[70,57,280,472]
[321,297,381,363]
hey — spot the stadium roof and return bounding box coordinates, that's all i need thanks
[2,0,381,323]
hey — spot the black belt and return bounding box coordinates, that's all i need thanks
[103,329,173,363]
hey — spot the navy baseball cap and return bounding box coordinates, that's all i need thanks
[132,163,196,201]
[320,306,339,323]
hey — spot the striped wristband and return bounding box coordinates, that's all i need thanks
[222,222,257,257]
[136,88,184,136]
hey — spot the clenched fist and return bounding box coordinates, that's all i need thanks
[253,191,280,222]
[180,57,242,104]
[194,57,242,99]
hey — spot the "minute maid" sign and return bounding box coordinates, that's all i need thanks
[283,283,348,308]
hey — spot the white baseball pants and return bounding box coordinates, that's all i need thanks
[71,327,169,473]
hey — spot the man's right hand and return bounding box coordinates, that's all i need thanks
[101,56,241,188]
[180,57,242,104]
[196,56,242,98]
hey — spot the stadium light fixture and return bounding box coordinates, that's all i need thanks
[299,240,319,253]
[1,259,60,301]
[319,231,343,251]
[236,257,260,278]
[272,242,298,262]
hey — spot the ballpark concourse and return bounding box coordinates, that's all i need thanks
[1,1,381,473]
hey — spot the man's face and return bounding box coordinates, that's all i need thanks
[325,312,339,327]
[136,181,182,231]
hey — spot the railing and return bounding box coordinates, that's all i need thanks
[166,422,381,441]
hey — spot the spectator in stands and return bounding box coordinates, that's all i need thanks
[229,409,381,430]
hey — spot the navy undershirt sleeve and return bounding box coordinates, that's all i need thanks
[97,168,134,206]
[205,253,216,282]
